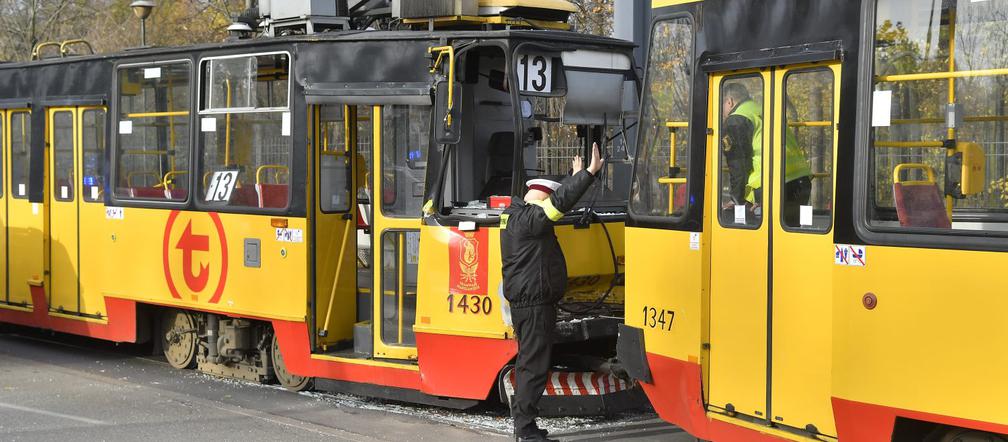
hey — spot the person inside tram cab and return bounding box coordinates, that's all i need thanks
[500,143,603,442]
[721,82,812,225]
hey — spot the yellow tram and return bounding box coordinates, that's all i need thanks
[619,0,1008,440]
[0,0,640,413]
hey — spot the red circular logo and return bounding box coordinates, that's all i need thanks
[162,210,229,304]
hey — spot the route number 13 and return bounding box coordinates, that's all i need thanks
[517,53,553,93]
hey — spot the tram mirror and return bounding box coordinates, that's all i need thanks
[434,80,462,144]
[561,70,625,126]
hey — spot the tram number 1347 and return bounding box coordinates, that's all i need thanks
[643,306,675,331]
[447,294,493,315]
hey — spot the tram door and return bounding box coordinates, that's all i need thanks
[708,64,838,436]
[370,104,429,360]
[46,106,105,315]
[5,109,40,308]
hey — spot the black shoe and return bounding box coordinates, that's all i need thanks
[515,435,558,442]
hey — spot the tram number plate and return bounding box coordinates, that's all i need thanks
[516,52,553,93]
[642,306,674,331]
[205,170,239,203]
[447,294,492,315]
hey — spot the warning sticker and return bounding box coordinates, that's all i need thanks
[834,244,866,267]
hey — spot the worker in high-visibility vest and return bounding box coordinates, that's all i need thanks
[721,82,812,225]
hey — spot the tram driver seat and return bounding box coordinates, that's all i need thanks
[892,163,951,228]
[479,131,515,200]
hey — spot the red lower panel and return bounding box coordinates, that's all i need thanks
[0,286,136,342]
[641,352,789,442]
[415,332,517,400]
[272,320,421,390]
[833,397,1008,441]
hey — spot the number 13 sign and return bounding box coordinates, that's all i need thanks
[516,52,554,93]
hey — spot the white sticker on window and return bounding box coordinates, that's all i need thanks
[800,205,814,226]
[689,232,700,250]
[516,52,554,93]
[31,203,38,215]
[143,67,162,79]
[201,117,217,132]
[18,183,25,196]
[204,170,239,203]
[281,112,291,136]
[406,231,420,265]
[331,194,341,207]
[734,204,747,224]
[275,228,303,243]
[60,186,68,200]
[871,90,892,127]
[105,206,124,220]
[118,120,133,134]
[90,186,99,200]
[834,244,866,267]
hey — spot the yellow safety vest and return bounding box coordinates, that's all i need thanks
[730,100,812,203]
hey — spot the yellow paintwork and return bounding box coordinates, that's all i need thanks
[5,109,42,308]
[0,111,7,307]
[47,107,81,314]
[832,246,1008,427]
[707,69,772,419]
[311,352,420,371]
[652,0,703,8]
[769,63,839,436]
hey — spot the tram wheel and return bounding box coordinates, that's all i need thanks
[271,332,313,391]
[934,428,1008,442]
[161,310,198,369]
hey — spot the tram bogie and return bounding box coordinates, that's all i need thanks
[0,0,644,417]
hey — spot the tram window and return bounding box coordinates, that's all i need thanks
[10,111,30,199]
[52,111,75,202]
[781,69,834,231]
[82,109,106,202]
[380,105,430,218]
[521,95,628,209]
[319,105,351,213]
[198,53,291,210]
[870,0,1008,232]
[718,76,764,228]
[0,115,4,197]
[380,230,419,347]
[629,17,693,219]
[114,61,191,202]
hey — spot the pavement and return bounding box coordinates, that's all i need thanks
[0,327,690,441]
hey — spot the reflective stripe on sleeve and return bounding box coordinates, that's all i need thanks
[529,198,563,222]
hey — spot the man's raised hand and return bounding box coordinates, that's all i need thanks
[587,142,603,175]
[572,154,584,174]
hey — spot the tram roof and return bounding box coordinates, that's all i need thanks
[0,29,634,71]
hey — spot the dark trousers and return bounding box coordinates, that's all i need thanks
[510,303,556,437]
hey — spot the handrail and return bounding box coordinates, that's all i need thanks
[874,140,945,148]
[126,111,188,118]
[31,42,62,60]
[428,45,456,128]
[59,39,94,57]
[876,67,1008,83]
[162,170,188,188]
[255,164,290,184]
[788,120,831,127]
[893,163,936,185]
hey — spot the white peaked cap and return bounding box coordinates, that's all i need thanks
[525,178,562,194]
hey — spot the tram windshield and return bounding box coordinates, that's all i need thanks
[870,0,1008,232]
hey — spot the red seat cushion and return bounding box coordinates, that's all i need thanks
[130,186,167,199]
[256,184,288,209]
[893,183,951,228]
[228,186,259,207]
[165,188,188,201]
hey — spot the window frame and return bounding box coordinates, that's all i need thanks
[715,73,767,231]
[779,66,836,235]
[81,108,107,203]
[110,58,195,208]
[195,51,293,214]
[627,12,697,229]
[51,110,76,203]
[317,104,354,215]
[853,0,1008,251]
[9,110,32,200]
[377,104,434,220]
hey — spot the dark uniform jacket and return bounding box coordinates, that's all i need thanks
[722,112,755,205]
[500,170,595,308]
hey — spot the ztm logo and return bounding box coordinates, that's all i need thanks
[162,211,229,303]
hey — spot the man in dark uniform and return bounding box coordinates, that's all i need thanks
[500,143,602,442]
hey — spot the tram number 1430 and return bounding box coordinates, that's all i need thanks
[643,306,675,331]
[447,294,493,315]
